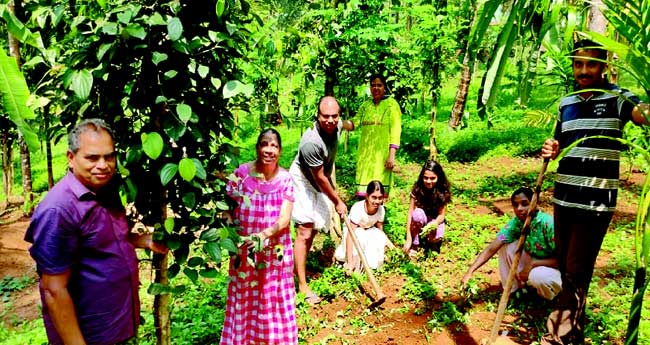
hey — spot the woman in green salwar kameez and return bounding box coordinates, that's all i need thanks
[354,74,402,198]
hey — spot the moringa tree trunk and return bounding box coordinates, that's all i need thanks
[19,135,33,213]
[1,129,14,198]
[153,251,170,345]
[427,0,447,159]
[149,111,170,345]
[7,0,33,213]
[448,0,478,130]
[448,52,474,129]
[44,106,54,189]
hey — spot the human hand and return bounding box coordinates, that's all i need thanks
[144,235,169,254]
[149,240,169,255]
[461,273,472,288]
[518,268,530,283]
[335,201,348,216]
[384,156,395,169]
[541,139,559,159]
[517,256,533,283]
[343,261,355,275]
[402,239,412,254]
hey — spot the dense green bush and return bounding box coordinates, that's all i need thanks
[399,117,431,163]
[139,275,229,345]
[444,127,547,163]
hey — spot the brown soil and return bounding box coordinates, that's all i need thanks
[0,156,645,344]
[0,210,40,326]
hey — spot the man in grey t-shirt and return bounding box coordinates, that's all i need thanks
[290,96,353,304]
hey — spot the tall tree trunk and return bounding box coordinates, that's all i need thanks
[448,0,478,130]
[587,0,617,82]
[448,52,474,129]
[153,250,170,345]
[587,0,607,34]
[428,0,447,159]
[150,113,170,345]
[324,63,337,96]
[19,135,33,213]
[324,0,340,96]
[429,56,441,159]
[44,106,54,189]
[8,0,33,213]
[1,129,14,198]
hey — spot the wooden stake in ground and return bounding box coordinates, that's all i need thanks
[341,214,387,308]
[487,159,549,344]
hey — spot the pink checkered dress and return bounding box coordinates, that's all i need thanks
[221,163,297,345]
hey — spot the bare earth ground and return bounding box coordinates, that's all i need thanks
[0,157,645,344]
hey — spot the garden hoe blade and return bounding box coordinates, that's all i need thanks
[486,159,549,345]
[342,214,387,308]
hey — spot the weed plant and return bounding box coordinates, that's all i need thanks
[0,275,35,303]
[0,319,47,345]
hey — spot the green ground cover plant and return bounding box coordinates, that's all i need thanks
[0,275,34,303]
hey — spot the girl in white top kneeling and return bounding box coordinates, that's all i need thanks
[335,180,396,272]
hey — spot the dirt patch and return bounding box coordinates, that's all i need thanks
[0,212,40,326]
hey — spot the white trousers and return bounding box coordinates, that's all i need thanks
[498,241,562,300]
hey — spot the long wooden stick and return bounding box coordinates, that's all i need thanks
[342,214,387,307]
[488,158,550,344]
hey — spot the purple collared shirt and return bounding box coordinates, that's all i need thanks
[25,172,140,345]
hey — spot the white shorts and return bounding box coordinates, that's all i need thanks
[290,163,331,231]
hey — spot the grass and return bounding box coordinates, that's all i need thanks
[0,141,68,203]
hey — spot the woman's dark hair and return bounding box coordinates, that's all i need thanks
[366,180,385,196]
[411,160,451,215]
[368,72,390,95]
[368,73,387,86]
[571,39,607,61]
[510,187,534,204]
[256,128,282,149]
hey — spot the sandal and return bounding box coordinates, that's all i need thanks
[304,292,322,306]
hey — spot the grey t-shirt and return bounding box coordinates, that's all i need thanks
[293,121,343,191]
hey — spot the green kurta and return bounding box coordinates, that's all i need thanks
[354,97,402,195]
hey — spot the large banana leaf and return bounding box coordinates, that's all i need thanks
[466,0,501,54]
[0,4,44,50]
[0,49,39,152]
[478,0,522,119]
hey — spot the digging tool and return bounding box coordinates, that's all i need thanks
[487,158,550,344]
[342,214,387,308]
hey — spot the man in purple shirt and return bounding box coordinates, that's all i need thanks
[25,119,166,345]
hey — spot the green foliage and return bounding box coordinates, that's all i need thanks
[139,275,229,345]
[0,319,47,345]
[399,118,430,162]
[590,0,650,96]
[309,266,359,302]
[40,0,256,292]
[444,127,547,163]
[0,49,38,153]
[0,275,35,302]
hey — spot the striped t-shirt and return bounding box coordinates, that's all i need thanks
[553,83,640,212]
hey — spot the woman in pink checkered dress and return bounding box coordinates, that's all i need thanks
[221,128,297,345]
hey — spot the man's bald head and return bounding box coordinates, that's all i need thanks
[317,96,341,135]
[318,96,340,115]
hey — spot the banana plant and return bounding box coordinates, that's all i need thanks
[476,0,568,126]
[0,4,42,153]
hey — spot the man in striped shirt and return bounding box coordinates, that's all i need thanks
[540,40,649,344]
